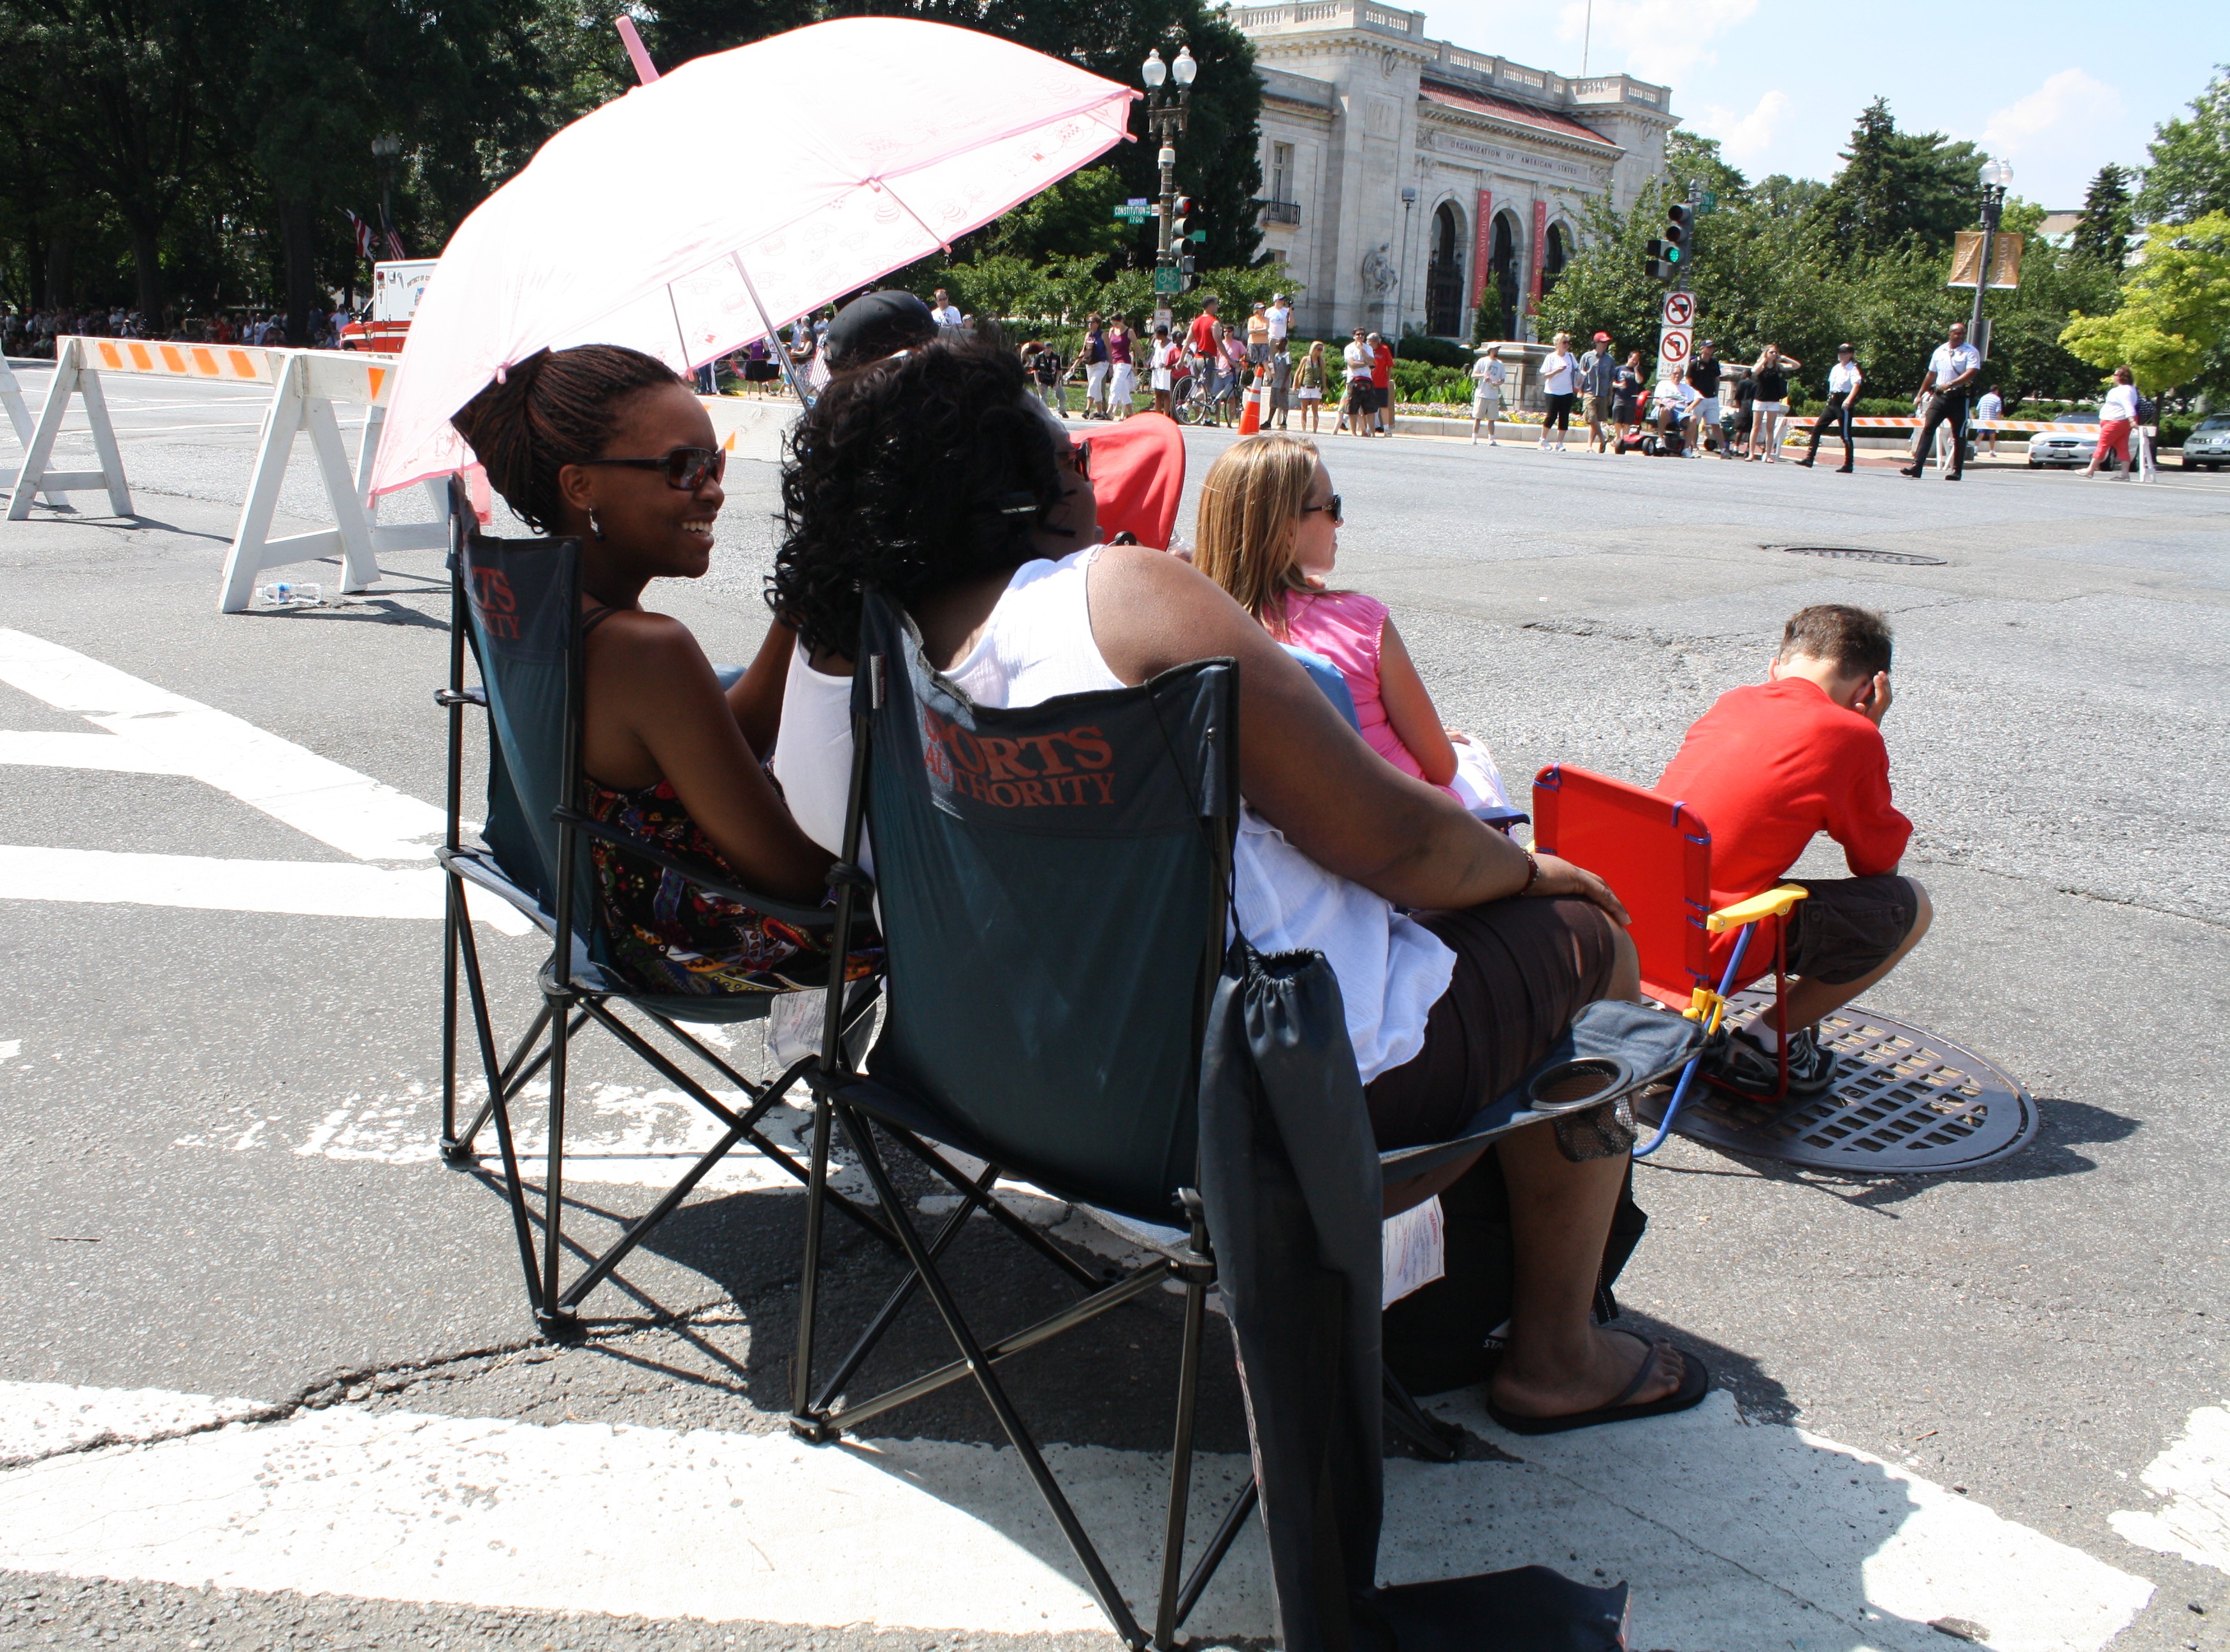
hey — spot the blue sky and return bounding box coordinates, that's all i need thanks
[1421,0,2230,208]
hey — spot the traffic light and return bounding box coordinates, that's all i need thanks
[1170,196,1193,245]
[1644,203,1695,283]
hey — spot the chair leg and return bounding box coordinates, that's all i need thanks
[809,1157,1003,1416]
[450,1003,565,1159]
[887,1128,1103,1288]
[538,986,582,1342]
[451,892,540,1299]
[843,1110,1149,1650]
[790,1082,839,1426]
[1153,1201,1215,1649]
[441,879,461,1149]
[1174,1477,1259,1632]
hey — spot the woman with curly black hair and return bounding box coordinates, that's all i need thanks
[767,330,1709,1435]
[451,344,851,997]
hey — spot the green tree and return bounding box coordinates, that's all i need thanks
[2060,212,2230,395]
[2135,68,2230,226]
[2073,163,2135,266]
[1811,97,1985,259]
[643,0,816,68]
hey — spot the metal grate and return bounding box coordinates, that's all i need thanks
[1764,545,1949,566]
[1634,990,2036,1174]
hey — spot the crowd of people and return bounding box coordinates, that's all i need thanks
[1,303,352,356]
[444,288,1943,1437]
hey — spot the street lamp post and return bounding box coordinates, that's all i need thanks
[1141,43,1196,333]
[370,134,404,256]
[1970,157,2013,359]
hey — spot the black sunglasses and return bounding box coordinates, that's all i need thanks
[1301,493,1342,525]
[581,446,727,491]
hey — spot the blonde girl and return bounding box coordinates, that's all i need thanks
[1295,340,1327,433]
[1193,434,1510,811]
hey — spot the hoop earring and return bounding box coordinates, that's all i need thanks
[588,509,605,541]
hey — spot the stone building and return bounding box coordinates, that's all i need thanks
[1234,3,1677,341]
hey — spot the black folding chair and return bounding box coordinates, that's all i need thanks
[785,593,1667,1648]
[433,491,888,1339]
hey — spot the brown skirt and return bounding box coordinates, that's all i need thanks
[1365,896,1620,1148]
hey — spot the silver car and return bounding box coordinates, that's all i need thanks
[2180,414,2230,471]
[2027,413,2099,469]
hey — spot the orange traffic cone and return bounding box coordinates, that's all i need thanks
[1237,368,1263,435]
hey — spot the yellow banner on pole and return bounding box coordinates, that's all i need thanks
[1948,230,2023,289]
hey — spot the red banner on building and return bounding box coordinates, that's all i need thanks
[1528,198,1547,312]
[1472,189,1494,306]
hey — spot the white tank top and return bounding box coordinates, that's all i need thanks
[774,549,1453,1083]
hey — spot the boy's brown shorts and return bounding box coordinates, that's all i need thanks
[1785,875,1920,985]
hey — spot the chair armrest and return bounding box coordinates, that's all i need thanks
[1706,884,1808,933]
[551,805,839,929]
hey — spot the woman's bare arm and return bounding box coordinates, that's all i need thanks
[725,618,797,757]
[1375,617,1457,787]
[1086,547,1624,920]
[583,612,832,902]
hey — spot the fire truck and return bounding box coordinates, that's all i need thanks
[339,259,436,353]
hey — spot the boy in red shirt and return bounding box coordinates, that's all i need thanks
[1654,604,1932,1098]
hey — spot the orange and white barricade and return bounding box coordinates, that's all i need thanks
[1779,414,2099,448]
[6,336,449,612]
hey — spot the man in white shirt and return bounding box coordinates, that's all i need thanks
[1974,383,2004,456]
[1797,343,1864,472]
[1341,328,1374,436]
[929,288,963,328]
[1901,320,1981,481]
[1468,344,1506,446]
[1267,293,1291,347]
[1653,365,1700,449]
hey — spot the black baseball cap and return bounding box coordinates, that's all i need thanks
[822,289,938,371]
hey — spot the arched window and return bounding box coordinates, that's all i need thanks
[1425,201,1465,337]
[1541,221,1570,298]
[1489,212,1522,341]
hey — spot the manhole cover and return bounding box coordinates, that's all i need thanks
[1635,990,2036,1175]
[1765,544,1949,566]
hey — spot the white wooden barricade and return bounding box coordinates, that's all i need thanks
[215,348,449,613]
[3,335,154,518]
[0,356,56,505]
[4,336,449,612]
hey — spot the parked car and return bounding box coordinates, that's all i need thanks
[2027,412,2099,469]
[2180,412,2230,470]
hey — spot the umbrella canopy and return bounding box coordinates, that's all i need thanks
[370,17,1133,499]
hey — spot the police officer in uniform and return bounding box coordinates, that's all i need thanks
[1902,321,1982,482]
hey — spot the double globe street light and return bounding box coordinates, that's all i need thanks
[1141,43,1198,326]
[1968,156,2015,353]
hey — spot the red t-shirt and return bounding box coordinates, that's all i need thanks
[1654,677,1911,978]
[1372,342,1393,388]
[1187,313,1219,357]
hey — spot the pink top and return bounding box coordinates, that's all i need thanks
[1282,589,1450,794]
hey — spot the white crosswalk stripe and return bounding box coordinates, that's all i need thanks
[0,627,526,932]
[0,1379,2157,1650]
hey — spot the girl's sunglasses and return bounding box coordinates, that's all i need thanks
[1302,493,1342,525]
[581,446,727,490]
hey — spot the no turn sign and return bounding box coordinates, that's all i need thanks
[1656,324,1693,379]
[1662,291,1695,328]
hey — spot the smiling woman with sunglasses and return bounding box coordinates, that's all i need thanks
[451,344,853,997]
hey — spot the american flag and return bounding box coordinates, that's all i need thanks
[342,210,376,263]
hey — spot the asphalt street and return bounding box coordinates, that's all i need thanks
[0,364,2225,1652]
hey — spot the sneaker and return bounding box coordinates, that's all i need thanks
[1704,1024,1838,1101]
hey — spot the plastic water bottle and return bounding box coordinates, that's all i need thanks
[256,581,322,609]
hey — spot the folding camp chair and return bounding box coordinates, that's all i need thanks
[433,489,888,1338]
[1533,764,1807,1156]
[785,596,1689,1649]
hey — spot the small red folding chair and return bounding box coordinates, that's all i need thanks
[1532,763,1808,1155]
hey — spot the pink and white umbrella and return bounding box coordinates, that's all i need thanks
[369,17,1133,500]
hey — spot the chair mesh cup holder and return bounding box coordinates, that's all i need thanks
[1525,1055,1633,1113]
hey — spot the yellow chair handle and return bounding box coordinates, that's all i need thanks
[1706,884,1809,934]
